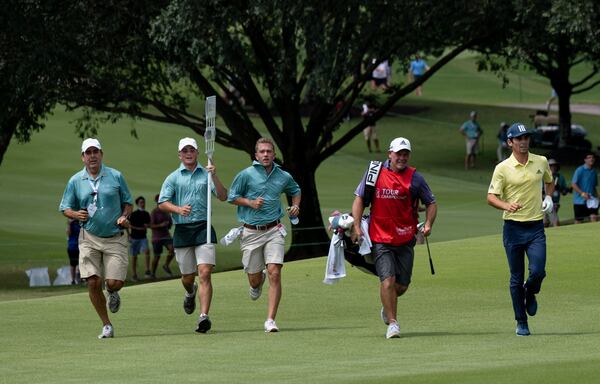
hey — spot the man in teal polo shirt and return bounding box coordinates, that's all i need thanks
[60,138,133,339]
[460,111,483,170]
[487,123,554,336]
[228,137,301,332]
[158,137,227,334]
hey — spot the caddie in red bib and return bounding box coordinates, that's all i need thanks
[352,137,437,339]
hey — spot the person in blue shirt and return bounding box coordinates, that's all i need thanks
[158,137,227,334]
[66,218,81,284]
[59,138,133,339]
[228,137,301,333]
[571,152,598,223]
[409,54,429,96]
[459,111,483,170]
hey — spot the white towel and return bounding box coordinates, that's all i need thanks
[323,232,347,284]
[219,226,243,246]
[358,216,372,255]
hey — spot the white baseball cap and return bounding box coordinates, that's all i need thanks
[178,137,198,151]
[389,137,411,152]
[81,138,102,153]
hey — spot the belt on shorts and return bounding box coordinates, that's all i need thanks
[98,231,124,238]
[243,220,280,231]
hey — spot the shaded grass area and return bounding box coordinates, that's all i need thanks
[1,223,598,383]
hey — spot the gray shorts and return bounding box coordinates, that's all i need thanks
[373,243,414,286]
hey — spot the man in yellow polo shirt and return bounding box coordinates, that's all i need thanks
[487,123,554,336]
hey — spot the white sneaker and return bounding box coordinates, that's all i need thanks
[380,307,389,325]
[98,324,114,339]
[386,322,401,339]
[249,270,266,301]
[264,319,279,333]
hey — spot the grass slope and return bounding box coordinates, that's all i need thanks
[1,223,599,383]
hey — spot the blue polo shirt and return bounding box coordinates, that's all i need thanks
[409,59,428,76]
[59,165,132,237]
[460,120,482,139]
[158,163,216,225]
[572,164,598,205]
[228,161,301,225]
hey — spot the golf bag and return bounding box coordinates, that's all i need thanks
[341,233,377,276]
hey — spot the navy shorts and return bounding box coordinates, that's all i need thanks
[574,204,598,221]
[372,242,415,286]
[152,238,173,256]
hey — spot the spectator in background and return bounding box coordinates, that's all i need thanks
[150,193,175,277]
[496,122,509,163]
[371,59,391,90]
[459,111,483,170]
[408,54,429,96]
[571,152,598,224]
[361,102,381,153]
[66,218,81,285]
[129,196,152,280]
[543,159,570,227]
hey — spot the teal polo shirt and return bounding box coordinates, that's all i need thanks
[572,165,598,205]
[158,163,216,225]
[59,165,133,237]
[461,120,482,139]
[228,161,300,225]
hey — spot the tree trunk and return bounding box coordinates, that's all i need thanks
[284,164,331,262]
[0,117,17,167]
[557,89,572,144]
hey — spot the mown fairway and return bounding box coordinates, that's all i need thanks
[1,223,599,383]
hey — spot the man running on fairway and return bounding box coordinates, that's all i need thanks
[228,137,301,333]
[158,137,227,333]
[351,137,437,339]
[59,138,133,339]
[487,123,554,336]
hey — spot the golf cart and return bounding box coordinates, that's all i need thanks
[530,110,591,150]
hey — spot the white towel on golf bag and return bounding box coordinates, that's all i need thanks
[358,217,372,255]
[323,232,347,285]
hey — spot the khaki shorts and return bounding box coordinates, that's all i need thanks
[240,226,285,274]
[175,244,215,275]
[363,126,377,140]
[466,138,479,155]
[79,229,128,281]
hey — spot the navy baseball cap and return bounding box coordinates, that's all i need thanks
[506,123,531,139]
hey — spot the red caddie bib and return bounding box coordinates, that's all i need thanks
[368,166,417,246]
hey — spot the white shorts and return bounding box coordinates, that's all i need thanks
[175,244,215,275]
[240,225,285,274]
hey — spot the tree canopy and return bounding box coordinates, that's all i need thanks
[2,1,511,258]
[479,0,600,141]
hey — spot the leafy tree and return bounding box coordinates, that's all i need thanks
[479,0,600,142]
[2,1,510,259]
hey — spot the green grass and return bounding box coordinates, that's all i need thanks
[1,53,599,294]
[1,223,599,383]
